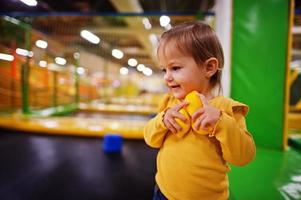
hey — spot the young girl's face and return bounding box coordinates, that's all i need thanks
[158,40,210,100]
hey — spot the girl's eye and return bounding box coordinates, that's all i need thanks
[172,66,181,71]
[161,68,166,73]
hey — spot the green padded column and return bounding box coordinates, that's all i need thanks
[231,0,289,150]
[21,25,31,114]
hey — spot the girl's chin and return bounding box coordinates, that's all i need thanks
[171,91,186,99]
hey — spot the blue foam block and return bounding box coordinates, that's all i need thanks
[102,134,123,153]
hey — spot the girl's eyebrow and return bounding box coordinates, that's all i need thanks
[159,60,182,69]
[167,61,182,66]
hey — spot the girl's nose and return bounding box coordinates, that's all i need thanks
[164,71,173,82]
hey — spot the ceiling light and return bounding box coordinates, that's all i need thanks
[55,57,66,65]
[47,63,59,71]
[128,58,137,67]
[73,52,80,59]
[16,48,33,57]
[137,64,145,72]
[120,67,129,75]
[142,17,152,30]
[0,53,14,61]
[165,24,172,30]
[19,0,37,6]
[160,15,170,27]
[38,60,47,68]
[149,34,158,47]
[77,67,85,75]
[4,16,20,25]
[112,49,124,59]
[35,40,48,49]
[143,67,153,76]
[80,30,100,44]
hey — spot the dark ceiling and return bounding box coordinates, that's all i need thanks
[0,0,215,73]
[2,0,300,72]
[0,0,214,14]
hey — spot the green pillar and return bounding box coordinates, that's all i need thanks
[21,27,31,114]
[231,0,289,150]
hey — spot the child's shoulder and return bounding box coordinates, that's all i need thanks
[212,96,249,116]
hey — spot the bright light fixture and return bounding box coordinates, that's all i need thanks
[73,52,80,59]
[128,58,138,67]
[149,34,158,47]
[143,67,153,76]
[35,40,48,49]
[77,67,85,75]
[80,30,100,44]
[0,53,14,61]
[4,16,20,25]
[47,63,59,71]
[165,23,172,30]
[112,49,124,59]
[16,48,33,57]
[120,67,129,75]
[137,64,145,72]
[160,15,170,27]
[55,57,67,65]
[142,17,152,30]
[38,60,47,68]
[19,0,37,6]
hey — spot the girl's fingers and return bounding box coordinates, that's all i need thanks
[194,114,206,130]
[173,111,188,122]
[198,93,209,107]
[175,101,189,111]
[200,118,211,130]
[164,101,191,134]
[165,119,177,133]
[169,118,182,132]
[191,108,205,122]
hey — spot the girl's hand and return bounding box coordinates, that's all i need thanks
[191,93,221,131]
[163,101,189,134]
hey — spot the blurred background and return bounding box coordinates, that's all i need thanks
[0,0,300,200]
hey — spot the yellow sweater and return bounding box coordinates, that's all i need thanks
[144,94,256,200]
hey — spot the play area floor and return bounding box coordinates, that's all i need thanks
[229,146,301,200]
[0,130,300,200]
[0,130,157,200]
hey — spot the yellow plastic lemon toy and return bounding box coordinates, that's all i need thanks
[185,91,203,116]
[174,108,191,138]
[185,91,211,135]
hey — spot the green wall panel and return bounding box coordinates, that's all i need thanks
[231,0,289,150]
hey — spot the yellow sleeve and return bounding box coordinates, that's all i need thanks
[214,104,256,166]
[143,94,170,148]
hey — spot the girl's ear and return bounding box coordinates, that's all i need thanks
[204,57,219,78]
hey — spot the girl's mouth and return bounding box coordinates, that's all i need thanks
[170,85,180,89]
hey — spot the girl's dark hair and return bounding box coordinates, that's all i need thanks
[158,21,224,89]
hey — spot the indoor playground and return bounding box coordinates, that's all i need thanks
[0,0,300,199]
